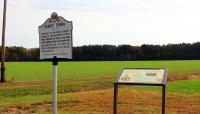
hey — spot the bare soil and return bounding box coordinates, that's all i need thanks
[168,70,200,81]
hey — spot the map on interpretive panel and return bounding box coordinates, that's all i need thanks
[117,69,167,84]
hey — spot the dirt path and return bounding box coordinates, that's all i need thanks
[2,88,200,114]
[0,77,113,89]
[168,70,200,81]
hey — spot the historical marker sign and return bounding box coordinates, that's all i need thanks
[38,12,73,59]
[115,68,167,84]
[38,12,73,114]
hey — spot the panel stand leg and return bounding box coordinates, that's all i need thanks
[114,83,118,114]
[162,85,166,114]
[52,56,58,114]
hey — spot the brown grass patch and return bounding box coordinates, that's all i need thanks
[168,70,200,81]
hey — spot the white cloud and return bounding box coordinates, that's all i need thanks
[0,0,200,48]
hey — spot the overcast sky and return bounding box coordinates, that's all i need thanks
[0,0,200,48]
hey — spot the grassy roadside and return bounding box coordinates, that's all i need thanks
[0,79,199,114]
[0,79,199,105]
[0,79,114,98]
[1,78,199,99]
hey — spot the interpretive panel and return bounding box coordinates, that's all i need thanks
[115,68,167,84]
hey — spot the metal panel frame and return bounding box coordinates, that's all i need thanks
[114,68,167,114]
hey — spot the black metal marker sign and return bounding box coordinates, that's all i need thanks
[38,12,73,114]
[114,68,168,114]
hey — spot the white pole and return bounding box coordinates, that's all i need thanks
[53,65,57,114]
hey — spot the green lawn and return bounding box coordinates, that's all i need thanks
[0,80,113,98]
[130,79,200,94]
[5,60,200,81]
[0,79,199,99]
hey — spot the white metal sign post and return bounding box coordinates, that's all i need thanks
[53,57,58,114]
[38,12,73,114]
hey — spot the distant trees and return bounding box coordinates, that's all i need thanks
[0,46,39,61]
[73,45,143,61]
[141,42,200,60]
[1,42,200,61]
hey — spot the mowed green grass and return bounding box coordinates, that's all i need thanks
[5,60,200,82]
[130,79,200,94]
[0,79,199,99]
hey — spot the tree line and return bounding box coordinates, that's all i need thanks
[1,42,200,61]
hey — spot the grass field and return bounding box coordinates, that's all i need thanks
[6,60,200,81]
[130,79,200,94]
[0,60,200,113]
